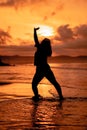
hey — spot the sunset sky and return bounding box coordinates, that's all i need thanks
[0,0,87,56]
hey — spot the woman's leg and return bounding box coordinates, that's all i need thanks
[45,67,64,99]
[32,68,44,97]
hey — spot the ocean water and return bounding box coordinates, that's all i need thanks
[0,63,87,95]
[0,63,87,129]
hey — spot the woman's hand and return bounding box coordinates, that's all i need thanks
[34,27,40,31]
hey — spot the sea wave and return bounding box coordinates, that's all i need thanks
[52,66,87,70]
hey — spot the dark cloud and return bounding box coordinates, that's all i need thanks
[54,24,87,49]
[75,24,87,38]
[56,24,74,41]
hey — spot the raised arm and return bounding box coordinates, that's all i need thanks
[34,27,40,47]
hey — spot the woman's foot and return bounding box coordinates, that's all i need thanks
[32,94,42,101]
[59,96,64,101]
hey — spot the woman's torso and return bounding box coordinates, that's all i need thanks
[34,49,48,66]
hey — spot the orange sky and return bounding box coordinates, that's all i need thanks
[0,0,87,56]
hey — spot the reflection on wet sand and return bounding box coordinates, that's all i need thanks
[0,96,64,129]
[0,95,87,129]
[31,100,63,129]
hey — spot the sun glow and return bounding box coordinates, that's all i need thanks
[39,25,54,37]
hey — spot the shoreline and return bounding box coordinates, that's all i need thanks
[0,82,87,101]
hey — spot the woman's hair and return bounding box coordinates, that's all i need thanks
[40,38,52,56]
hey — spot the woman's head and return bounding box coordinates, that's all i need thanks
[41,38,51,48]
[41,38,50,44]
[40,38,52,56]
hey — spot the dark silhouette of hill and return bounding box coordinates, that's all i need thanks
[48,55,87,63]
[0,55,34,65]
[0,55,87,65]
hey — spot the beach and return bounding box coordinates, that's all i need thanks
[0,0,87,129]
[0,63,87,129]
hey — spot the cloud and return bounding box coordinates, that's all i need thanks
[0,0,64,15]
[54,24,87,49]
[0,28,12,45]
[0,45,34,56]
[0,0,46,8]
[0,0,28,9]
[0,0,17,7]
[42,1,64,21]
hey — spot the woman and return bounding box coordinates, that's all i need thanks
[32,27,64,100]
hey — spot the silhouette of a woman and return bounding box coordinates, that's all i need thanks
[32,27,64,100]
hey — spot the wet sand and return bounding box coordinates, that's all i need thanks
[0,83,87,129]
